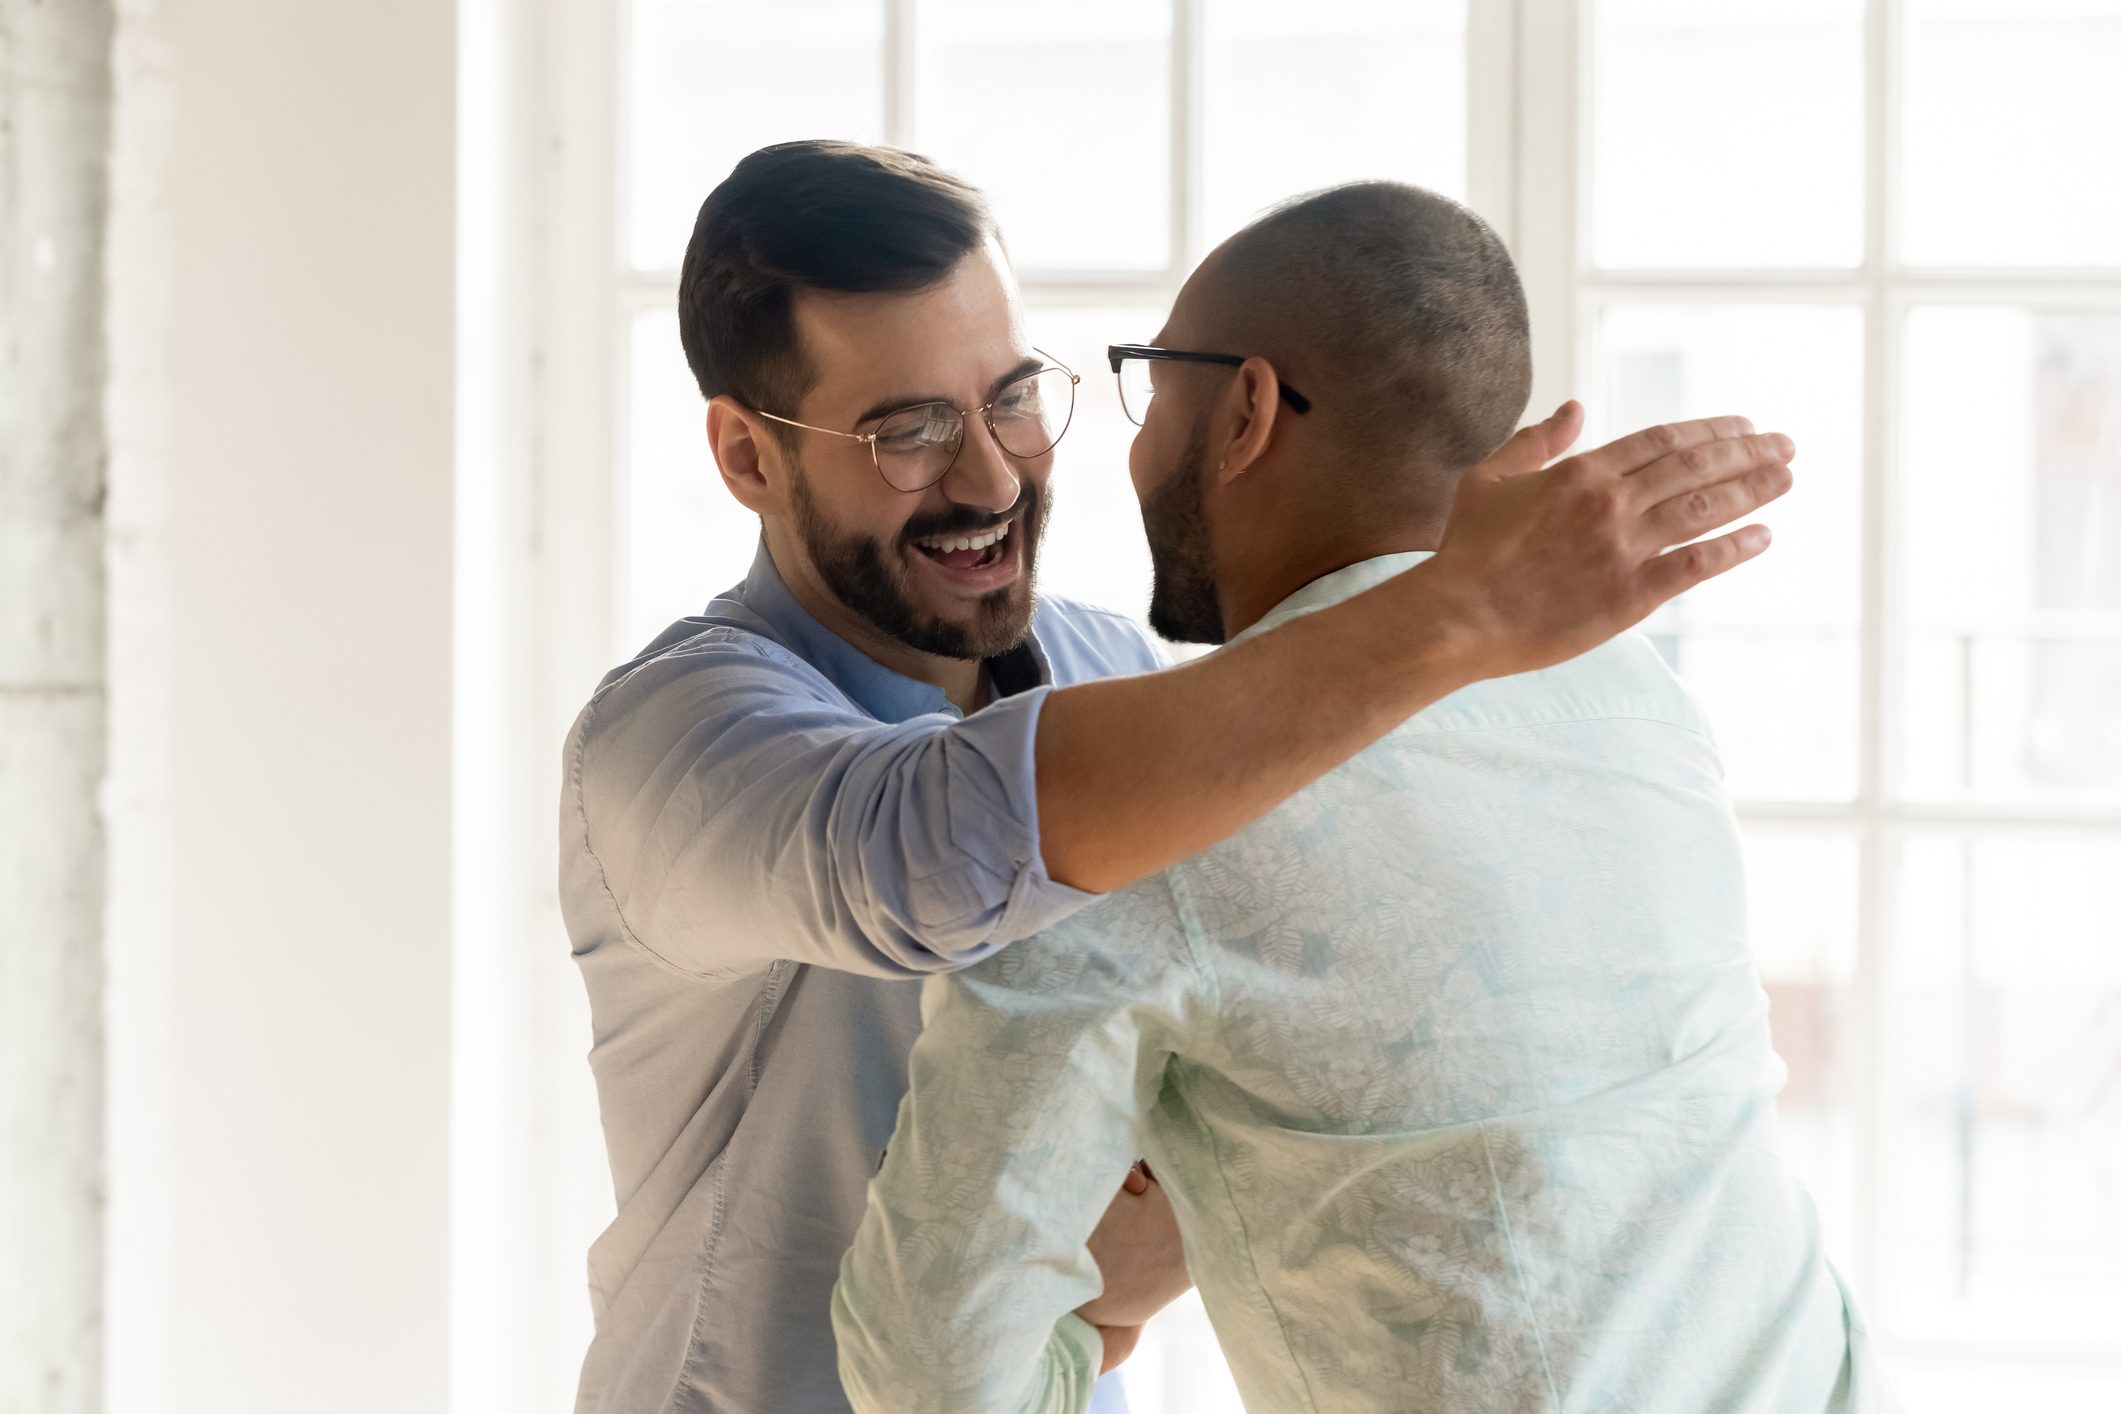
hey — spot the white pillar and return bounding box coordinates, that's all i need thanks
[108,2,460,1409]
[0,4,113,1410]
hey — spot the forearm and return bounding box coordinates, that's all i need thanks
[833,1286,1101,1414]
[834,951,1175,1413]
[1037,402,1799,895]
[1037,558,1478,893]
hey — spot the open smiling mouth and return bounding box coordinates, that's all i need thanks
[908,517,1014,574]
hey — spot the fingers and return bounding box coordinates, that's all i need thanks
[1574,414,1759,481]
[1637,456,1793,546]
[1626,430,1794,512]
[1637,524,1774,605]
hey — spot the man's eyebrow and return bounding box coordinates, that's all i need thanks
[987,353,1046,398]
[851,389,951,427]
[849,354,1047,428]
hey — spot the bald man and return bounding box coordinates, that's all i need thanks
[833,183,1894,1414]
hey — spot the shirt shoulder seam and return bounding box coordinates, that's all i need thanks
[568,695,755,984]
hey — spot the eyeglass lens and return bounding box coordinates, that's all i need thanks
[869,366,1076,491]
[1116,357,1155,426]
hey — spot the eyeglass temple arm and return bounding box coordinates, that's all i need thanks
[1107,345,1310,414]
[750,406,874,444]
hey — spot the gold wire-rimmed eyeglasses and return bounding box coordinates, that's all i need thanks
[748,350,1081,493]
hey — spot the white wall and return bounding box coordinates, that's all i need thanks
[109,2,459,1409]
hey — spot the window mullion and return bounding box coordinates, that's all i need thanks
[1515,0,1585,420]
[884,0,916,146]
[1465,0,1518,247]
[1170,0,1203,277]
[1851,0,1903,1326]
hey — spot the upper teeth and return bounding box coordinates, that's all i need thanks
[918,521,1011,553]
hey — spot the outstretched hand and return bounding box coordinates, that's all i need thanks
[1422,400,1793,682]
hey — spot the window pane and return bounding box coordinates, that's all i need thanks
[626,0,885,272]
[1744,830,1863,1266]
[1021,305,1165,627]
[1899,307,2121,802]
[1201,0,1465,246]
[1591,303,1865,801]
[1891,1358,2121,1414]
[1590,0,1863,269]
[1122,1290,1245,1414]
[916,2,1170,273]
[625,308,760,649]
[1901,0,2121,268]
[1890,835,2121,1349]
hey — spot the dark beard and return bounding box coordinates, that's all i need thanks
[787,459,1046,661]
[1140,417,1225,645]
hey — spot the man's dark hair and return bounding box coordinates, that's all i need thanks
[677,140,997,425]
[1193,181,1531,496]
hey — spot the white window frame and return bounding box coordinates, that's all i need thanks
[1526,0,2121,1378]
[513,2,2121,1403]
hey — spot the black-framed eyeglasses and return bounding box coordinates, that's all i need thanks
[1107,343,1312,427]
[749,350,1080,493]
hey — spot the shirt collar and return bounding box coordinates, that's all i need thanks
[1229,551,1437,647]
[736,542,1052,724]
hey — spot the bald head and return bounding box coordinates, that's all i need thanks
[1181,181,1531,505]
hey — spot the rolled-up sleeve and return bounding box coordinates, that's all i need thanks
[562,631,1098,979]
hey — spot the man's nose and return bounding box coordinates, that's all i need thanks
[939,416,1021,515]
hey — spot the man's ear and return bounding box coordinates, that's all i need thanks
[707,396,788,516]
[1212,356,1283,487]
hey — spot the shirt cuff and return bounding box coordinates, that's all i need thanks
[944,685,1105,945]
[1053,1312,1106,1407]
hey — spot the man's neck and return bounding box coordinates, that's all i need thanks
[766,538,987,711]
[1218,520,1445,641]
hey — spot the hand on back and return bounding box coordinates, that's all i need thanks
[1075,1161,1191,1337]
[1425,401,1794,681]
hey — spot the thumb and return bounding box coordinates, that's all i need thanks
[1537,399,1586,461]
[1474,400,1584,482]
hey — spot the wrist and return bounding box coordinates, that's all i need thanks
[1389,559,1496,692]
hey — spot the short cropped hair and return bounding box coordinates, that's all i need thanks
[1195,181,1531,484]
[677,140,996,421]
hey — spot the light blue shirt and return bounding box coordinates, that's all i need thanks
[836,552,1894,1414]
[560,544,1158,1413]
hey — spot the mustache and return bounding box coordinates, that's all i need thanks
[899,486,1038,544]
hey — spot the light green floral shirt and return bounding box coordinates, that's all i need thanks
[834,553,1892,1414]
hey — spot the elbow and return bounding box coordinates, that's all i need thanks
[830,1279,902,1414]
[837,852,1020,976]
[813,888,1006,978]
[827,722,1054,972]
